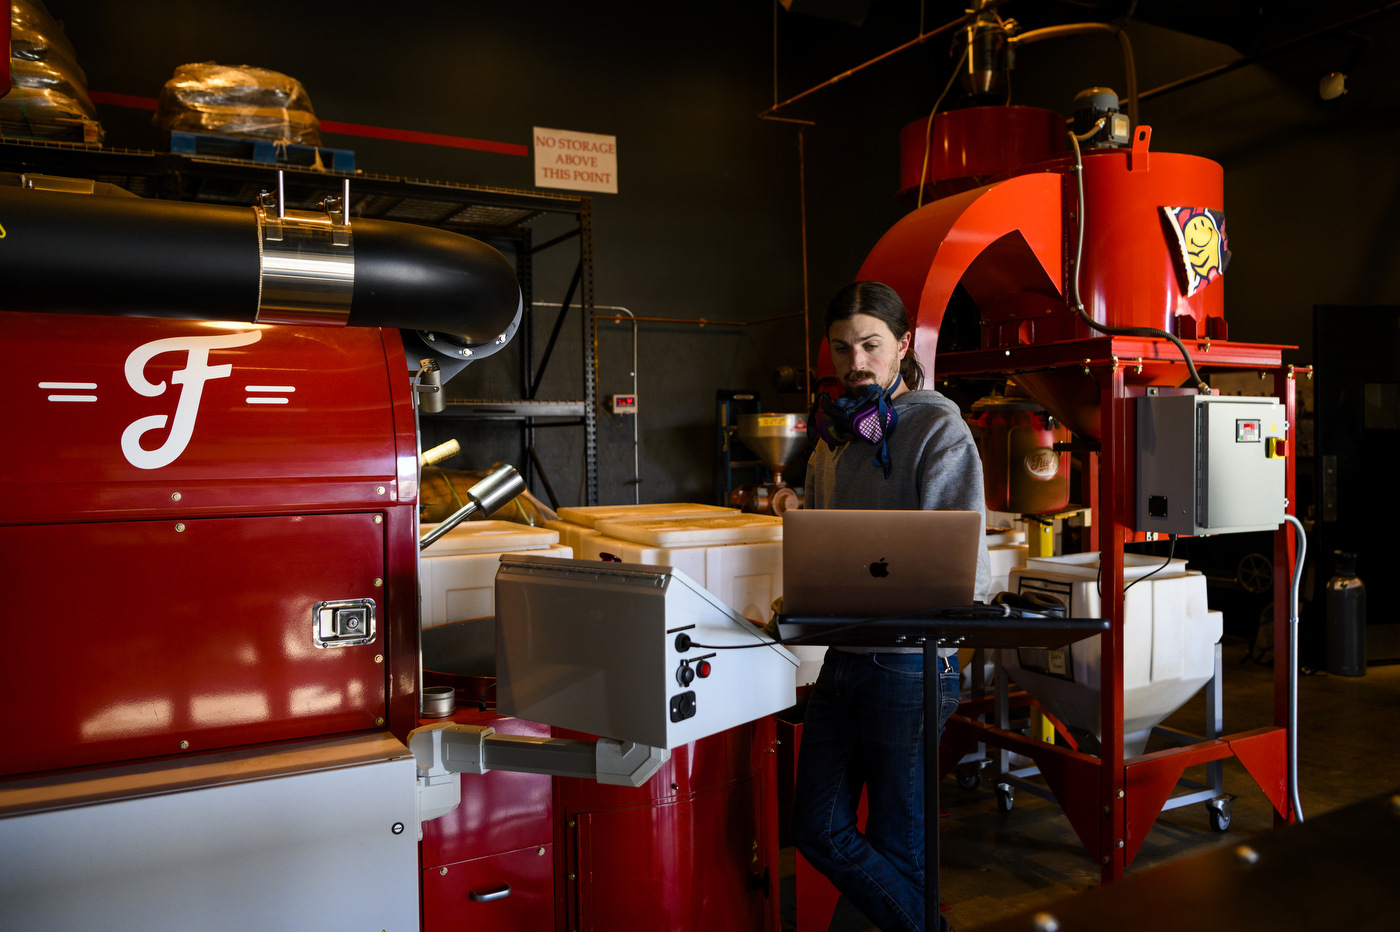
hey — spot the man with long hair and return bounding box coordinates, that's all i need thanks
[792,281,990,932]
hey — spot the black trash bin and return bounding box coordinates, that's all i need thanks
[1326,551,1367,677]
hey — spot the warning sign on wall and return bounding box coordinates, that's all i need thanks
[533,127,618,194]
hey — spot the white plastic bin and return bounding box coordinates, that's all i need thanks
[419,521,571,628]
[988,543,1028,597]
[1003,552,1220,758]
[579,513,824,687]
[544,519,596,554]
[547,504,739,561]
[556,502,737,527]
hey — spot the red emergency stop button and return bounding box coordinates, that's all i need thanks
[697,660,712,678]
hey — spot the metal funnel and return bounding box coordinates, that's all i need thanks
[736,413,807,485]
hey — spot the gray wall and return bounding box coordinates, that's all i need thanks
[47,1,1400,506]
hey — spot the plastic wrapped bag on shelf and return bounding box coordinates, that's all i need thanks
[153,62,321,145]
[420,466,559,527]
[2,0,103,144]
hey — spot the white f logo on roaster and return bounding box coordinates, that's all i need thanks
[121,330,262,469]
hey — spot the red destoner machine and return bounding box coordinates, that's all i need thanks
[815,97,1307,884]
[0,179,798,932]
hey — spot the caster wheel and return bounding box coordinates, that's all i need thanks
[995,784,1014,813]
[1208,806,1231,832]
[957,769,982,791]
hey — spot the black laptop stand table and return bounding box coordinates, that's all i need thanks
[775,613,1110,932]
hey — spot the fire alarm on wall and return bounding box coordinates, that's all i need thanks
[610,394,637,414]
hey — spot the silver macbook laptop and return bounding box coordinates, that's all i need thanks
[782,510,981,616]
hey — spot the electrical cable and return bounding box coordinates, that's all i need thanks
[916,44,971,210]
[477,681,498,712]
[1283,512,1307,823]
[681,603,1021,651]
[1067,128,1209,393]
[1123,534,1177,593]
[1095,533,1176,598]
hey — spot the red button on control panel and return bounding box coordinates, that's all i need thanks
[697,660,711,678]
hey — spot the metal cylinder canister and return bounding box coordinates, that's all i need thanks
[968,384,1071,515]
[988,138,1225,349]
[1326,550,1367,677]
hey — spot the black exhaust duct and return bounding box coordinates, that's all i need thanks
[0,183,522,365]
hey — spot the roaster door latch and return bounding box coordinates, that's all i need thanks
[312,598,377,648]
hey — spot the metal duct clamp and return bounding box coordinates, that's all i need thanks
[419,463,527,550]
[254,172,355,326]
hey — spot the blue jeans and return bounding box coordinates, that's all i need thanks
[792,649,961,932]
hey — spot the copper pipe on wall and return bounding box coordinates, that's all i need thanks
[757,0,1010,119]
[594,311,803,328]
[587,308,805,500]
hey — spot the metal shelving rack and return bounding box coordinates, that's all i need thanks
[0,137,599,505]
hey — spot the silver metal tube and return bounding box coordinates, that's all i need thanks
[419,501,480,551]
[1283,513,1307,823]
[343,178,351,226]
[418,463,525,551]
[256,210,355,325]
[276,169,285,220]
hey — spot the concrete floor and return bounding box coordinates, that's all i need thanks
[778,638,1400,931]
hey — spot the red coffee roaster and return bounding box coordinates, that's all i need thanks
[0,178,787,932]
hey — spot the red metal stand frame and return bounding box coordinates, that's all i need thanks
[935,336,1306,882]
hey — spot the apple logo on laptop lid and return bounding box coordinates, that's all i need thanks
[869,558,889,578]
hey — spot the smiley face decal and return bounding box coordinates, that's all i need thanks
[1163,206,1231,296]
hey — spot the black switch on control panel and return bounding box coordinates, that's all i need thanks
[677,662,695,687]
[669,691,697,723]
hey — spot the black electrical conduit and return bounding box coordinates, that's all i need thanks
[1067,123,1208,393]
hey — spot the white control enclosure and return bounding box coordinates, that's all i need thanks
[495,553,799,749]
[1137,392,1286,536]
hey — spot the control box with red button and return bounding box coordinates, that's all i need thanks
[1136,392,1286,535]
[494,553,799,749]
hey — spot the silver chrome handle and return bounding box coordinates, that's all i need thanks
[469,883,511,903]
[419,463,525,551]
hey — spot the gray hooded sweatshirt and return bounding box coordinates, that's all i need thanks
[803,388,991,655]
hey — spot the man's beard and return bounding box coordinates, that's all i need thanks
[843,361,900,397]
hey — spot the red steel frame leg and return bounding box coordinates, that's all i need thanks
[1098,368,1127,881]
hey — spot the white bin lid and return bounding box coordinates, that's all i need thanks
[1024,551,1189,579]
[593,513,782,546]
[420,520,559,555]
[557,502,737,529]
[986,527,1026,546]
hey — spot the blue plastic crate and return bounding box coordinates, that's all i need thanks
[170,131,355,173]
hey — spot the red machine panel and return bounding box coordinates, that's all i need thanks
[575,776,768,932]
[422,844,555,932]
[0,311,404,525]
[421,710,554,868]
[2,513,388,776]
[555,717,780,932]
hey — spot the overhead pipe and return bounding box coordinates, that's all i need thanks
[1138,0,1400,104]
[758,0,1011,119]
[0,180,522,353]
[1009,22,1138,130]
